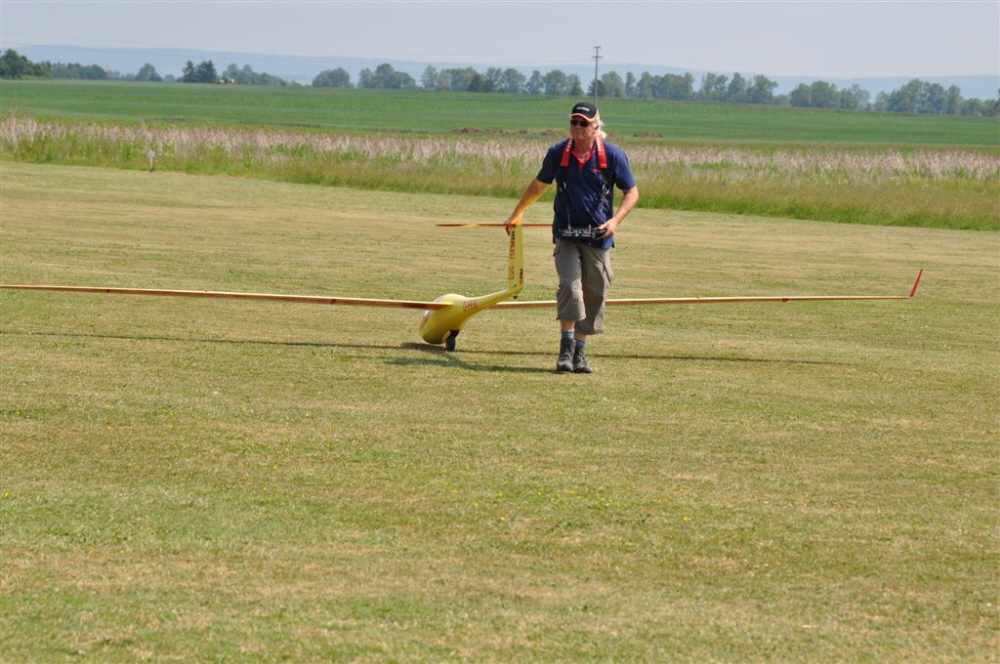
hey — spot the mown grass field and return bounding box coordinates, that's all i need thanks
[3,79,999,146]
[1,163,997,661]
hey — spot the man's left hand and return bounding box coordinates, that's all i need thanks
[597,218,621,238]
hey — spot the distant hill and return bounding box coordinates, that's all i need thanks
[14,44,1000,100]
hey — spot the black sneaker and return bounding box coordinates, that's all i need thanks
[556,337,575,372]
[573,344,593,374]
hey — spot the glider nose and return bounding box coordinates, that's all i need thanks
[418,294,466,345]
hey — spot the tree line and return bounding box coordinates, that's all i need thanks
[0,50,291,86]
[1,48,166,82]
[312,62,997,117]
[181,60,290,86]
[2,50,996,117]
[871,79,994,116]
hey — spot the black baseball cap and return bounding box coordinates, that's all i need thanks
[569,102,599,121]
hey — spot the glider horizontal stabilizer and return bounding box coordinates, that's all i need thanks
[436,223,550,228]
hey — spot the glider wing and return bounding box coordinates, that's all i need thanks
[0,285,448,310]
[494,270,923,309]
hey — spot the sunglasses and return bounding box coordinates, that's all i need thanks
[569,119,592,127]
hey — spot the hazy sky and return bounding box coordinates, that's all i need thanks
[2,1,998,77]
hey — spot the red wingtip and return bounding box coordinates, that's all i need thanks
[909,269,924,298]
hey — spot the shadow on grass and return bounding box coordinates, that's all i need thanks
[2,330,848,369]
[1,330,552,374]
[437,346,844,365]
[393,344,553,374]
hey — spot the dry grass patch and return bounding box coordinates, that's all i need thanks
[3,115,997,229]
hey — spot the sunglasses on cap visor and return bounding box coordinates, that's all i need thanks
[569,118,592,127]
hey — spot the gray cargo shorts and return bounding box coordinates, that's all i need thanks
[554,239,613,336]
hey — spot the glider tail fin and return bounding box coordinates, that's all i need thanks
[909,269,923,298]
[507,223,524,296]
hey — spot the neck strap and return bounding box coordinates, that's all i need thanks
[560,137,607,169]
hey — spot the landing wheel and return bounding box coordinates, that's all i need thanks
[444,330,459,352]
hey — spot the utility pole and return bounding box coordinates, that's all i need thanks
[592,46,602,107]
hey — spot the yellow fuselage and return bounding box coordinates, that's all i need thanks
[418,225,523,346]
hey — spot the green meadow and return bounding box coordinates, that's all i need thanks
[2,79,998,145]
[1,163,997,661]
[1,81,998,230]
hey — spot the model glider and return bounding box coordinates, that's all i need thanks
[0,223,922,351]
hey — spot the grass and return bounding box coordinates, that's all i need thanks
[2,80,998,147]
[1,163,997,661]
[1,81,996,231]
[3,115,998,230]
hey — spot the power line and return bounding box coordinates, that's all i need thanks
[592,45,601,106]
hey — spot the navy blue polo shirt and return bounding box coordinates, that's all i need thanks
[536,138,636,249]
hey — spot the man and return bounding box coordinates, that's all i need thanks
[504,102,639,373]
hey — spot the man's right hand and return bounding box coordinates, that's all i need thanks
[502,215,522,234]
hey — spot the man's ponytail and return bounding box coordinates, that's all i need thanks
[595,119,608,141]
